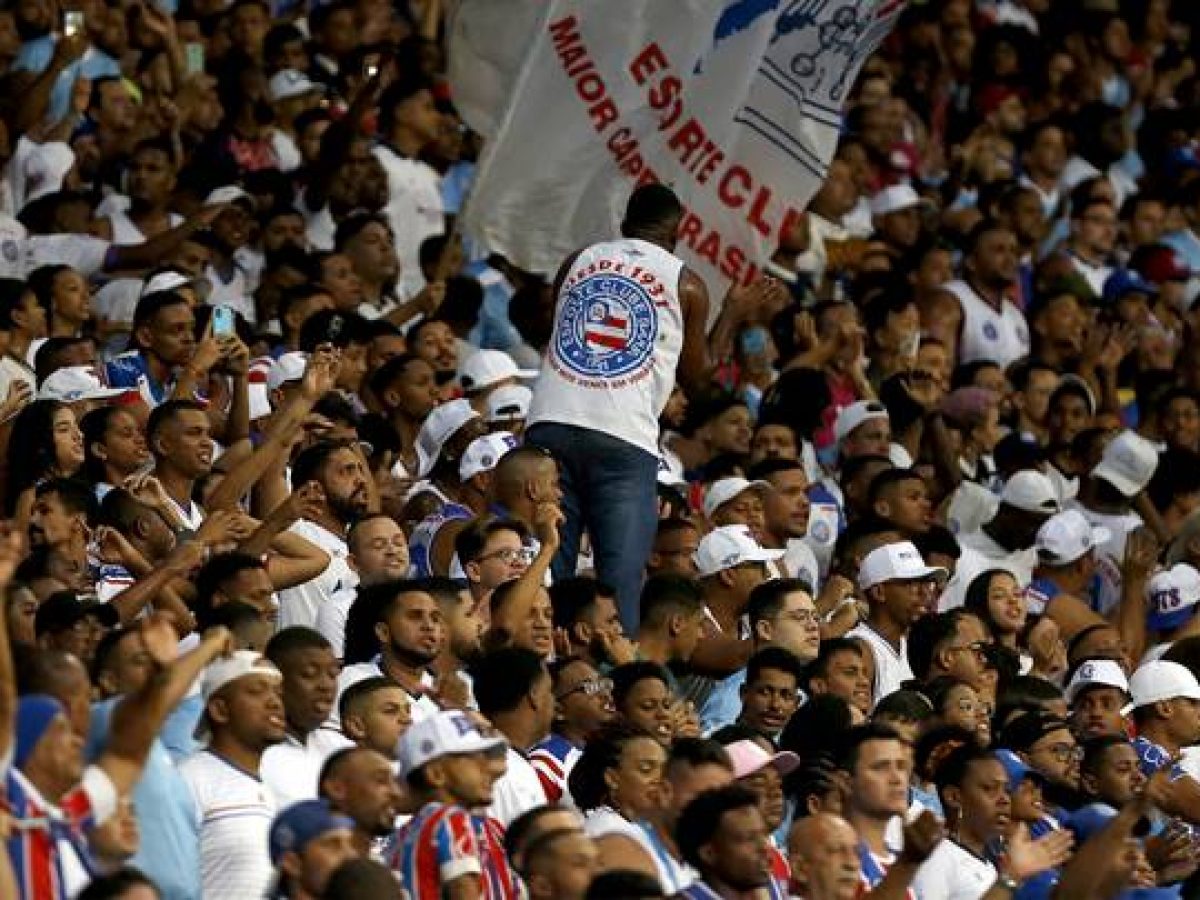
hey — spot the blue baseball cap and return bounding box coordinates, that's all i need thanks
[993,749,1045,793]
[1102,269,1159,306]
[269,800,353,865]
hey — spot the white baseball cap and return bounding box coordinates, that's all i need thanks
[416,399,480,478]
[460,432,517,482]
[999,470,1061,516]
[267,351,308,392]
[869,184,926,217]
[397,710,507,777]
[858,541,946,591]
[141,270,206,297]
[1124,660,1200,714]
[1148,563,1200,632]
[268,69,326,102]
[833,401,889,446]
[694,525,784,578]
[703,477,769,519]
[205,185,254,207]
[1092,431,1158,498]
[1064,658,1130,705]
[458,349,537,393]
[38,367,127,403]
[1035,509,1111,566]
[485,384,532,423]
[195,651,282,741]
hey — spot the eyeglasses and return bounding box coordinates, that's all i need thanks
[557,678,613,701]
[946,641,990,660]
[1035,742,1083,763]
[477,547,536,565]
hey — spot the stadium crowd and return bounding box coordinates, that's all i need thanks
[5,0,1200,898]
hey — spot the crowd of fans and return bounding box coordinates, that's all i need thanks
[4,0,1200,899]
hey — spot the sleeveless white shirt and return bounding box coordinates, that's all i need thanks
[528,238,685,456]
[107,208,183,245]
[943,278,1029,367]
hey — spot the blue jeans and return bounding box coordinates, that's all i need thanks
[526,422,660,632]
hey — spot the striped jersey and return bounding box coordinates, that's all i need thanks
[386,802,490,900]
[5,766,116,900]
[178,749,277,900]
[529,733,581,805]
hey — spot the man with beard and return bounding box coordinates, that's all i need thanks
[338,677,413,759]
[530,656,617,803]
[675,784,783,900]
[179,650,289,899]
[927,221,1029,367]
[337,579,445,725]
[261,627,353,807]
[997,710,1083,823]
[319,747,406,857]
[849,542,945,707]
[279,440,371,629]
[27,477,96,593]
[551,577,632,669]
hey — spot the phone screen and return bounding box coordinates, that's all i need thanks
[212,306,235,336]
[63,10,84,37]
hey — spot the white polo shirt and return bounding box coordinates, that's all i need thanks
[277,519,356,630]
[260,726,354,809]
[487,748,547,826]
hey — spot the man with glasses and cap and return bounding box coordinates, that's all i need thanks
[997,709,1083,823]
[849,540,946,707]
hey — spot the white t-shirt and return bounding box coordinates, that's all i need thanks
[178,749,277,900]
[314,582,358,659]
[333,659,440,726]
[847,622,913,707]
[277,519,356,630]
[260,726,354,809]
[373,145,445,298]
[0,234,109,279]
[487,748,548,826]
[912,839,998,900]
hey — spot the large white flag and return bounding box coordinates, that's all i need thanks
[449,0,905,292]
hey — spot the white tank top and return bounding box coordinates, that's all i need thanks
[528,238,684,456]
[107,209,183,245]
[943,278,1029,367]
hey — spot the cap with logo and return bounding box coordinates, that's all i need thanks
[1148,563,1200,632]
[833,401,889,446]
[725,739,800,779]
[857,541,946,590]
[415,399,480,478]
[999,470,1062,516]
[194,651,282,741]
[703,477,769,520]
[1064,658,1130,705]
[397,710,508,777]
[458,349,537,393]
[1124,660,1200,714]
[460,432,517,482]
[269,800,353,866]
[693,525,784,578]
[1091,431,1158,498]
[38,366,128,403]
[485,384,532,423]
[869,184,926,217]
[1034,509,1111,566]
[268,69,327,103]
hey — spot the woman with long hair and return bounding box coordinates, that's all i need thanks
[6,399,85,521]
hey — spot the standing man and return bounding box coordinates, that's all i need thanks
[527,184,761,628]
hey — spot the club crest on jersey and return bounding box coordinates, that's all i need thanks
[555,273,658,379]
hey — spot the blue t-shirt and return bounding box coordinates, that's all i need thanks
[88,697,201,900]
